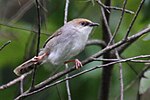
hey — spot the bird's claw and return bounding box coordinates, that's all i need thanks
[75,59,83,69]
[31,53,47,64]
[64,59,83,69]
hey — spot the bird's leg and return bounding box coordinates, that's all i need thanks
[31,53,48,64]
[64,59,83,69]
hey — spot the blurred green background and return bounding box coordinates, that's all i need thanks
[0,0,150,100]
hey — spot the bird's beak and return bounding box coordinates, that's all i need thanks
[89,22,99,27]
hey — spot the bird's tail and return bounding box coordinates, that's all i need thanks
[13,57,39,76]
[14,53,48,76]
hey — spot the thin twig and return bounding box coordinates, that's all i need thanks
[92,58,150,63]
[20,77,24,94]
[124,0,145,40]
[2,58,150,91]
[0,72,31,90]
[100,2,112,39]
[98,1,112,99]
[31,0,42,88]
[65,64,72,100]
[64,0,69,24]
[96,0,134,14]
[86,39,106,47]
[104,0,128,98]
[38,0,48,13]
[0,40,11,51]
[83,27,150,65]
[115,51,124,100]
[92,55,150,61]
[97,0,110,13]
[108,0,128,46]
[64,0,72,100]
[9,0,33,24]
[0,23,49,36]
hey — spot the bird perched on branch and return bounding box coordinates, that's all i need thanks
[14,18,99,76]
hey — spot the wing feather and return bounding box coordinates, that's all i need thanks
[43,29,62,48]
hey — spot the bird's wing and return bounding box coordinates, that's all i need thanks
[43,29,62,48]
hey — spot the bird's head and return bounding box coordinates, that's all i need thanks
[66,18,99,35]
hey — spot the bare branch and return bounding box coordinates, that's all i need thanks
[20,79,24,94]
[64,0,72,100]
[99,1,112,40]
[96,0,134,14]
[0,23,50,36]
[9,0,34,24]
[108,0,127,46]
[0,40,11,51]
[86,39,106,47]
[83,27,150,65]
[118,26,150,54]
[65,64,72,100]
[105,0,128,98]
[64,0,69,24]
[31,0,42,88]
[115,51,124,100]
[92,58,150,63]
[14,54,150,99]
[124,0,146,39]
[0,72,31,90]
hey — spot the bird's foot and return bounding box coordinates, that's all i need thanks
[32,53,47,64]
[64,59,83,69]
[74,59,83,69]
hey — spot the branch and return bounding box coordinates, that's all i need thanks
[99,1,112,40]
[14,54,150,99]
[65,64,71,100]
[98,0,113,99]
[8,0,34,24]
[114,51,124,100]
[0,72,31,90]
[96,0,134,14]
[64,0,72,100]
[86,39,106,47]
[0,23,49,36]
[118,26,150,54]
[110,0,129,99]
[92,58,150,63]
[124,0,145,39]
[83,27,150,65]
[30,0,42,88]
[0,40,11,51]
[64,0,69,24]
[108,0,127,46]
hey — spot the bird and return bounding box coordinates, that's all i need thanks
[13,18,99,76]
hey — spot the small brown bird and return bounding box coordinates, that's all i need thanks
[14,18,99,76]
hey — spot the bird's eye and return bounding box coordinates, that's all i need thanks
[80,22,90,26]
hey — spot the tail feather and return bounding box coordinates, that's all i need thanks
[13,58,38,76]
[14,53,48,76]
